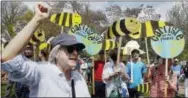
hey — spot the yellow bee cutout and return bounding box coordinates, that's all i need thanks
[29,29,45,45]
[39,43,49,51]
[50,12,82,27]
[136,82,151,95]
[106,17,141,39]
[129,20,169,39]
[101,40,119,50]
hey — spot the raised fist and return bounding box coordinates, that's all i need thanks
[34,2,51,21]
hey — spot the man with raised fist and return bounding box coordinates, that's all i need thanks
[1,2,90,97]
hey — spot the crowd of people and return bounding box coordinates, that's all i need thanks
[1,2,188,98]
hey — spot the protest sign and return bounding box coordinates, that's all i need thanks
[151,26,185,58]
[68,24,103,55]
[50,12,82,27]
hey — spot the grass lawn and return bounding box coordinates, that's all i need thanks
[1,83,6,97]
[1,82,16,98]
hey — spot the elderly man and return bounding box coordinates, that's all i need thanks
[1,2,90,97]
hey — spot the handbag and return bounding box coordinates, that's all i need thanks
[109,76,121,98]
[109,88,121,98]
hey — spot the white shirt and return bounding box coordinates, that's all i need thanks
[2,55,90,97]
[102,60,129,97]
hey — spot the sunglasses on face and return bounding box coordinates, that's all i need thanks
[66,45,82,54]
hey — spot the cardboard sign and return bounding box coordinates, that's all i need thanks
[39,43,49,51]
[29,29,45,45]
[68,24,103,55]
[129,20,168,39]
[50,12,82,27]
[151,26,185,58]
[101,40,119,50]
[106,17,141,39]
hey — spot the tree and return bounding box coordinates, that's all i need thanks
[106,4,123,24]
[167,1,188,60]
[80,3,108,33]
[167,1,188,39]
[123,5,142,18]
[1,1,28,37]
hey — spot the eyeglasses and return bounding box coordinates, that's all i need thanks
[66,45,82,54]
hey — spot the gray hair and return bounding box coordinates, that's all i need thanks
[48,45,70,69]
[48,45,61,64]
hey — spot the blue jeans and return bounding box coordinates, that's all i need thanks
[15,82,30,98]
[93,81,105,98]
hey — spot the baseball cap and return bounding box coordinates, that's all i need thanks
[51,33,85,51]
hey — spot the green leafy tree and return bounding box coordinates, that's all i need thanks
[167,1,188,60]
[1,1,28,37]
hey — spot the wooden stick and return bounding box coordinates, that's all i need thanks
[104,29,108,64]
[33,44,37,61]
[130,56,133,83]
[104,50,107,64]
[61,26,64,34]
[92,57,95,95]
[145,37,150,64]
[164,58,168,97]
[116,37,122,66]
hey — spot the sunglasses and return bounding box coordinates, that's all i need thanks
[66,45,82,54]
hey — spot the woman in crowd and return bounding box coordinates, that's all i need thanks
[147,56,177,97]
[102,48,130,97]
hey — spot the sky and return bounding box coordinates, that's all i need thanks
[23,1,177,21]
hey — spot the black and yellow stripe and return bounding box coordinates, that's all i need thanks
[106,19,131,39]
[29,29,45,45]
[101,40,119,50]
[136,82,150,94]
[129,20,170,39]
[50,12,81,27]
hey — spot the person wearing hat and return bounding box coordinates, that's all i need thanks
[171,58,182,95]
[126,48,148,98]
[1,2,90,97]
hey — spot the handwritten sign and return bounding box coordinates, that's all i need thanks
[151,26,185,58]
[68,24,103,55]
